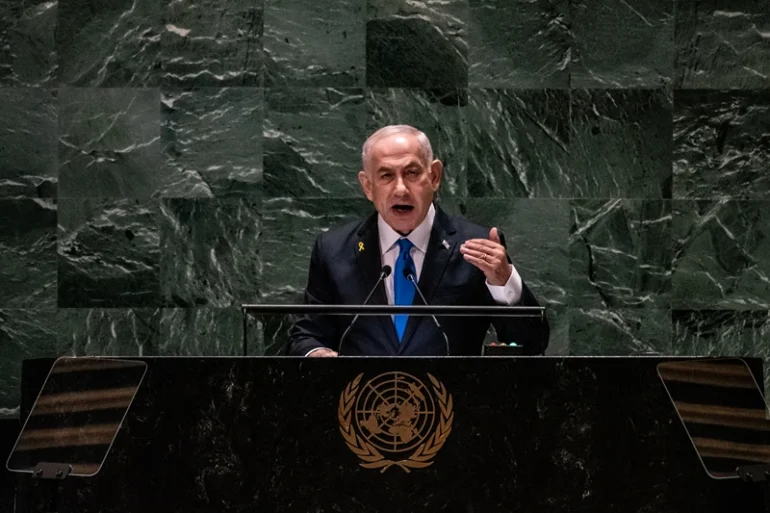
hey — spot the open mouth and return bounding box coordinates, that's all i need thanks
[391,204,415,215]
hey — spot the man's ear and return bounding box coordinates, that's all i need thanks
[429,159,443,191]
[358,170,373,201]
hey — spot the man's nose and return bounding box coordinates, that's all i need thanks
[393,175,409,195]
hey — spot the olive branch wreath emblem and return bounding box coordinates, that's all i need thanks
[337,372,454,473]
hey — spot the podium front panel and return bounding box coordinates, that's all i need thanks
[14,357,765,513]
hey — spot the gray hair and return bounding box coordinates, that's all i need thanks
[361,125,433,171]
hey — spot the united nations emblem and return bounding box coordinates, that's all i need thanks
[338,371,454,472]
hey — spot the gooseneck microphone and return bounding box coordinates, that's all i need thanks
[337,265,392,355]
[403,267,451,356]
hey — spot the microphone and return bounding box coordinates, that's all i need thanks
[402,267,451,356]
[337,265,392,355]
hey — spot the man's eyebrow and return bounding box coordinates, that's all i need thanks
[375,161,421,172]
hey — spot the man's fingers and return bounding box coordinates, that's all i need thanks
[308,348,338,357]
[464,247,495,262]
[461,241,506,262]
[462,239,503,252]
[462,252,494,272]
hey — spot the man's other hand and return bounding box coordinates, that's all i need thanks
[308,348,338,357]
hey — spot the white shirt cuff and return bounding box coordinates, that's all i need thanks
[486,264,522,305]
[305,347,327,357]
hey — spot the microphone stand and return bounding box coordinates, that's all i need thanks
[337,265,392,355]
[736,464,770,513]
[404,268,451,356]
[31,462,71,513]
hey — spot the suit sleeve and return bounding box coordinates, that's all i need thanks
[285,235,342,356]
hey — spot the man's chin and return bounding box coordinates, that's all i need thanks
[385,216,416,234]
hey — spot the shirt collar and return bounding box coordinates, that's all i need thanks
[378,203,435,255]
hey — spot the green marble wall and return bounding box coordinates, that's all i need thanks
[1,0,769,416]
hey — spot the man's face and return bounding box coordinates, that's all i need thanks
[358,133,442,234]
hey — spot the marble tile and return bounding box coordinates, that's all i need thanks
[0,88,57,198]
[570,200,672,308]
[58,198,160,307]
[672,200,770,309]
[543,305,568,355]
[467,89,570,198]
[253,314,290,356]
[161,88,263,198]
[674,90,770,199]
[0,0,56,86]
[675,0,770,89]
[263,88,365,197]
[569,308,672,355]
[159,307,250,355]
[366,0,468,88]
[56,308,161,355]
[159,198,261,307]
[263,0,364,87]
[366,89,467,198]
[570,89,673,199]
[0,309,56,417]
[260,197,372,304]
[58,88,162,199]
[56,0,160,86]
[160,0,263,87]
[671,309,770,392]
[0,199,57,308]
[462,199,569,307]
[571,0,673,88]
[468,0,570,88]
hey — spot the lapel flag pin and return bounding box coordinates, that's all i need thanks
[442,239,450,250]
[358,241,365,252]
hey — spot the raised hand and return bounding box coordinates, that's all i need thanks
[459,227,512,286]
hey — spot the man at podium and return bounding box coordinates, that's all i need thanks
[286,125,549,357]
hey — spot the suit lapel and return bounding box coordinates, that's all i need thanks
[398,206,457,354]
[355,213,399,349]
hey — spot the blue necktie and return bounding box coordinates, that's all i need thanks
[393,238,415,342]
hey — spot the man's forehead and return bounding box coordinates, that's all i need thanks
[368,136,426,169]
[370,133,421,157]
[373,155,423,172]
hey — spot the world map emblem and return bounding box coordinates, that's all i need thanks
[338,371,454,472]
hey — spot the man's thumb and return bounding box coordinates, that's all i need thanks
[489,227,500,243]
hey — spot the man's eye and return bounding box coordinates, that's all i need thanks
[407,169,418,176]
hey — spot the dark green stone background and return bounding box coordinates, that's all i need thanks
[1,0,769,416]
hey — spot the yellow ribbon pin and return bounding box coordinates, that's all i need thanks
[358,241,365,252]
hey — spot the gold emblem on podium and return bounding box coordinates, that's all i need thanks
[338,371,453,472]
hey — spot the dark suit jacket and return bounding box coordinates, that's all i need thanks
[286,205,549,356]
